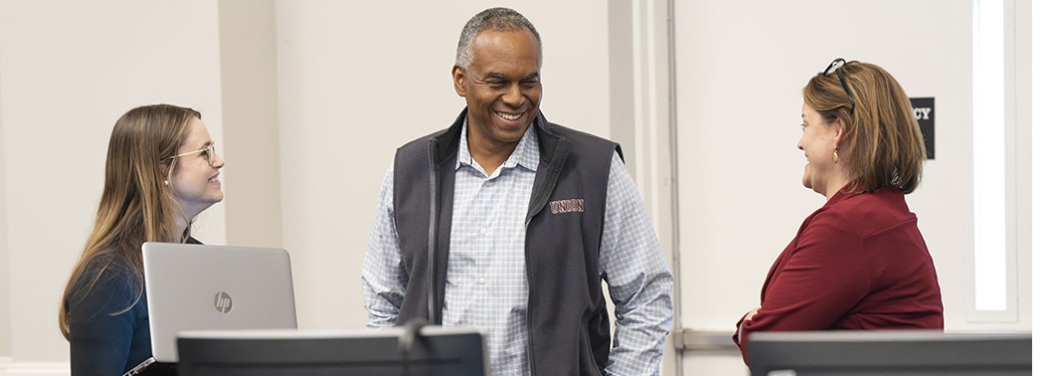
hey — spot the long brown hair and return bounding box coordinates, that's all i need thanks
[803,60,926,194]
[59,104,201,339]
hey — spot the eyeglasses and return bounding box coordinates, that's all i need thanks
[168,144,218,166]
[823,58,855,114]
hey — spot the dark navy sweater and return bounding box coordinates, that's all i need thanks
[66,238,199,375]
[66,257,152,375]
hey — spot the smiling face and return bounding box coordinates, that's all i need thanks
[169,117,225,218]
[798,101,845,197]
[453,28,542,155]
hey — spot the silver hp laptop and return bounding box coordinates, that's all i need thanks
[126,242,298,375]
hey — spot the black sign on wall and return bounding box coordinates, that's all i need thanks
[910,97,935,160]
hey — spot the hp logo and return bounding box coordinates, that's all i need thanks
[214,291,233,314]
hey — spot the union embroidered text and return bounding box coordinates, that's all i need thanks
[549,199,584,214]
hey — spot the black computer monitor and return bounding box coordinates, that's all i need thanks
[747,330,1031,376]
[176,326,487,376]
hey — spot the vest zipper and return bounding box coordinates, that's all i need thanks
[426,139,439,324]
[523,216,537,376]
[522,136,570,375]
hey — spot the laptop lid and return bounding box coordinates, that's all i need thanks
[142,242,298,363]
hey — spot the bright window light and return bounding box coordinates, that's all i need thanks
[972,0,1007,311]
[1033,0,1046,333]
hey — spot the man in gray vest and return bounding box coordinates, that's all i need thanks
[362,7,673,376]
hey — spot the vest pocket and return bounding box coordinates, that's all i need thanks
[581,304,611,375]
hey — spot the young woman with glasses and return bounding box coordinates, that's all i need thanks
[59,104,225,375]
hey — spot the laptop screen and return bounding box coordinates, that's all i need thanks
[142,242,298,363]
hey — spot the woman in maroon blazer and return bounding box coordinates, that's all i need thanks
[733,59,944,363]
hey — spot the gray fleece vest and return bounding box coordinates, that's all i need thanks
[392,108,621,375]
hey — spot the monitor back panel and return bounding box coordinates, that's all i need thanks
[748,330,1032,376]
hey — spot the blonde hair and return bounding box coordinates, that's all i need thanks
[59,104,201,339]
[803,60,926,194]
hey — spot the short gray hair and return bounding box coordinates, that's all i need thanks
[455,7,542,70]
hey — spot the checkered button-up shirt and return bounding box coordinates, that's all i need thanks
[363,122,673,376]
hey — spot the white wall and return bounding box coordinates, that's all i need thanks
[0,65,9,358]
[0,0,227,365]
[218,0,283,249]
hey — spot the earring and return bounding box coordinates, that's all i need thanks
[833,148,839,164]
[164,180,170,186]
